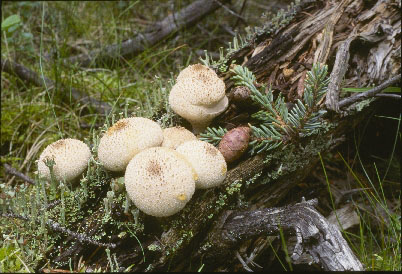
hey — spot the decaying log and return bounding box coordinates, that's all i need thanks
[0,58,111,115]
[47,0,400,271]
[62,0,229,68]
[204,198,363,271]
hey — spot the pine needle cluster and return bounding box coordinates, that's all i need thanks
[231,63,330,154]
[199,126,228,146]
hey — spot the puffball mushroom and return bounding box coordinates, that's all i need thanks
[98,117,163,172]
[125,147,197,217]
[176,140,227,189]
[38,138,91,182]
[169,64,229,134]
[161,126,197,149]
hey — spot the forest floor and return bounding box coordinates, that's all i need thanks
[1,1,400,272]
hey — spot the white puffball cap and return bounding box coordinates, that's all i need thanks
[176,140,227,189]
[169,64,228,133]
[38,138,91,182]
[161,126,197,149]
[125,147,197,217]
[98,117,163,172]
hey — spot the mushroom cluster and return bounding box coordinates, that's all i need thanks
[37,63,232,217]
[123,132,227,217]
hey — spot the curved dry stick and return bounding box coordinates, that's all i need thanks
[63,0,229,68]
[1,58,111,114]
[339,75,401,109]
[3,163,35,185]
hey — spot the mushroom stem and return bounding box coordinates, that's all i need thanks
[191,122,211,135]
[191,95,229,134]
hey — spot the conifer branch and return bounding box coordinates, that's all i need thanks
[199,126,228,146]
[230,63,330,154]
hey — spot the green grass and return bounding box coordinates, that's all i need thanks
[342,87,401,93]
[318,114,401,271]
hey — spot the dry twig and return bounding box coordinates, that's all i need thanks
[1,59,111,115]
[339,75,401,109]
[63,0,229,68]
[1,212,116,249]
[3,163,35,185]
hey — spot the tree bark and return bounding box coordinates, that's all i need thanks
[205,198,363,271]
[45,0,400,271]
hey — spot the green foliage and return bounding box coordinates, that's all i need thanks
[198,63,329,154]
[256,0,300,36]
[199,33,249,72]
[1,11,35,57]
[342,86,401,93]
[320,150,401,271]
[1,14,21,32]
[0,240,30,272]
[199,126,228,146]
[230,63,330,154]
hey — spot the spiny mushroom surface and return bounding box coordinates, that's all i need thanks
[169,64,228,134]
[176,140,227,189]
[98,117,163,172]
[38,138,91,183]
[125,147,197,217]
[161,126,197,149]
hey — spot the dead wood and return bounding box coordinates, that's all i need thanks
[47,0,400,271]
[1,58,111,115]
[205,198,363,271]
[338,74,401,109]
[62,0,230,68]
[1,212,115,249]
[3,163,35,185]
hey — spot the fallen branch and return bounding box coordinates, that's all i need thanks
[3,163,35,185]
[339,75,401,109]
[1,58,111,115]
[63,0,229,68]
[204,198,364,271]
[1,212,116,249]
[375,93,401,100]
[212,0,247,23]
